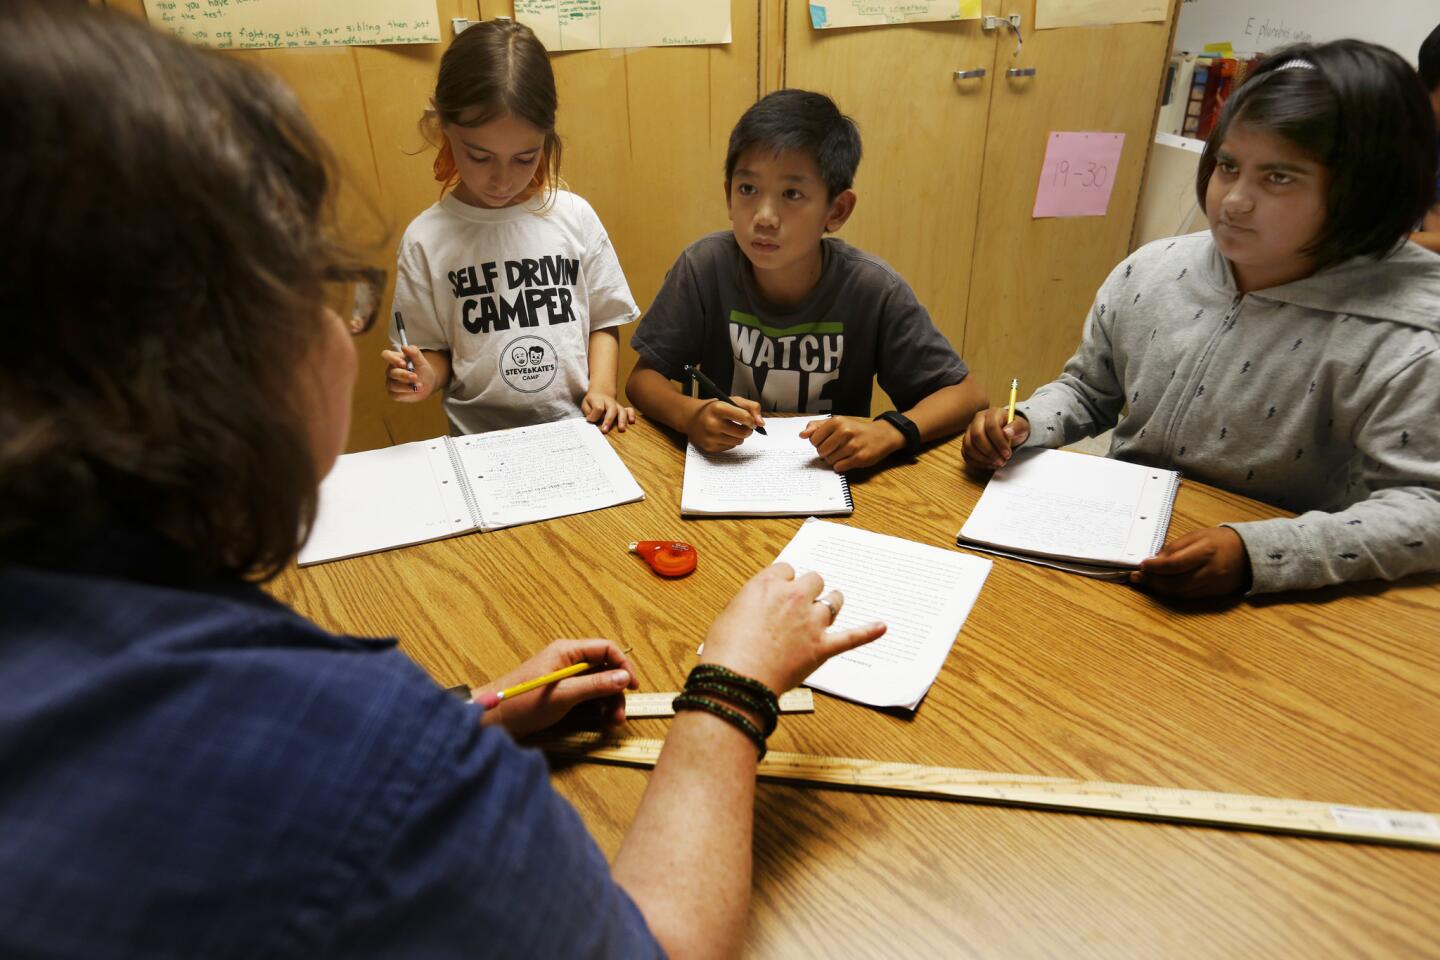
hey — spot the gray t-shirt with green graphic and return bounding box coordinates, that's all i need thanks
[631,232,968,416]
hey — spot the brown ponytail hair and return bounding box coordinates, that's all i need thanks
[425,19,561,206]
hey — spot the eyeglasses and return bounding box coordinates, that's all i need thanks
[322,266,387,336]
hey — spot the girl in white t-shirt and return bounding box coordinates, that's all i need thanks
[383,19,639,435]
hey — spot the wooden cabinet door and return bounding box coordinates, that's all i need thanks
[962,0,1178,404]
[101,0,1176,442]
[781,3,998,411]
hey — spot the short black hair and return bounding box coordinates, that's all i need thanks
[1196,40,1437,267]
[1422,23,1440,91]
[725,89,861,198]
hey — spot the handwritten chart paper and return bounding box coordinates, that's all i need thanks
[1035,0,1166,29]
[1032,132,1125,218]
[143,0,440,49]
[515,0,731,51]
[809,1,981,30]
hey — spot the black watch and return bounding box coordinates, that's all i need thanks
[874,410,921,455]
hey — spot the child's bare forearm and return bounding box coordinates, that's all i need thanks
[586,328,620,397]
[627,361,706,433]
[902,377,988,443]
[1412,231,1440,254]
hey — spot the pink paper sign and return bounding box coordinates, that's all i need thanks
[1032,131,1126,218]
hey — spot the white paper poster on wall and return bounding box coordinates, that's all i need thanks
[1172,0,1435,63]
[143,0,440,49]
[1035,0,1167,30]
[514,0,731,51]
[808,1,981,31]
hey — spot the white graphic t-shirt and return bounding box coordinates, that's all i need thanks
[392,189,639,434]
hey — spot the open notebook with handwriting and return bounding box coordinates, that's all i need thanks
[681,418,853,517]
[298,418,644,566]
[956,448,1181,580]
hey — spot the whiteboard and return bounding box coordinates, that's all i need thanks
[1173,0,1436,65]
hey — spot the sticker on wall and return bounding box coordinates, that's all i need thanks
[1032,132,1126,219]
[809,1,981,30]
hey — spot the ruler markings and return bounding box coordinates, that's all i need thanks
[541,733,1440,850]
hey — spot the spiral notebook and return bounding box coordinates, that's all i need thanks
[680,417,853,517]
[298,418,645,566]
[956,448,1181,580]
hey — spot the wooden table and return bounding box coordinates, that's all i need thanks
[270,418,1440,958]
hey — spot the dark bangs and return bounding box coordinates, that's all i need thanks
[1196,40,1436,266]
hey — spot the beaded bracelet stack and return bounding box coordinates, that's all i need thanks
[672,664,781,759]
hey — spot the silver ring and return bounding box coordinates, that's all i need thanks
[815,596,838,623]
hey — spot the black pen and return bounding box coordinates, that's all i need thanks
[683,363,766,435]
[394,311,418,392]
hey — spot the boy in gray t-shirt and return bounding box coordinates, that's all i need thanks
[627,90,986,472]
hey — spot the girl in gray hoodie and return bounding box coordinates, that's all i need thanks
[964,40,1440,597]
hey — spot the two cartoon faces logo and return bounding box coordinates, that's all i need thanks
[499,335,558,393]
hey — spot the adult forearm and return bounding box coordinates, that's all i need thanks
[613,710,759,959]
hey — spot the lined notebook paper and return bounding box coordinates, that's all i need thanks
[298,418,644,566]
[957,448,1181,579]
[777,519,992,710]
[681,418,852,517]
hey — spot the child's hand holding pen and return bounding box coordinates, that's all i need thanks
[961,405,1030,471]
[383,310,439,402]
[686,394,766,452]
[683,363,766,452]
[382,343,437,401]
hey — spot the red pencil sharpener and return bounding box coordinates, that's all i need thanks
[629,540,697,578]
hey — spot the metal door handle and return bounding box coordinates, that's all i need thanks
[983,14,1024,58]
[953,68,987,80]
[1007,67,1037,78]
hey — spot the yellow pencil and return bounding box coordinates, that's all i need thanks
[1006,378,1019,425]
[475,661,592,709]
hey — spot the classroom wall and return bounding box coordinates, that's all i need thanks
[100,0,1178,447]
[1174,0,1436,63]
[475,0,760,429]
[1134,0,1439,249]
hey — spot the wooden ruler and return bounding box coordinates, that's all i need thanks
[446,687,812,717]
[542,732,1440,850]
[624,688,814,718]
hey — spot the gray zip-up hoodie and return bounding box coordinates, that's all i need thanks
[1019,232,1440,595]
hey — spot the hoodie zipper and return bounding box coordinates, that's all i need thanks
[1160,292,1245,463]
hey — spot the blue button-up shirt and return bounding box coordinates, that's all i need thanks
[0,533,662,958]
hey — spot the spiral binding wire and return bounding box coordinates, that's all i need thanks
[1149,471,1183,556]
[444,437,487,531]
